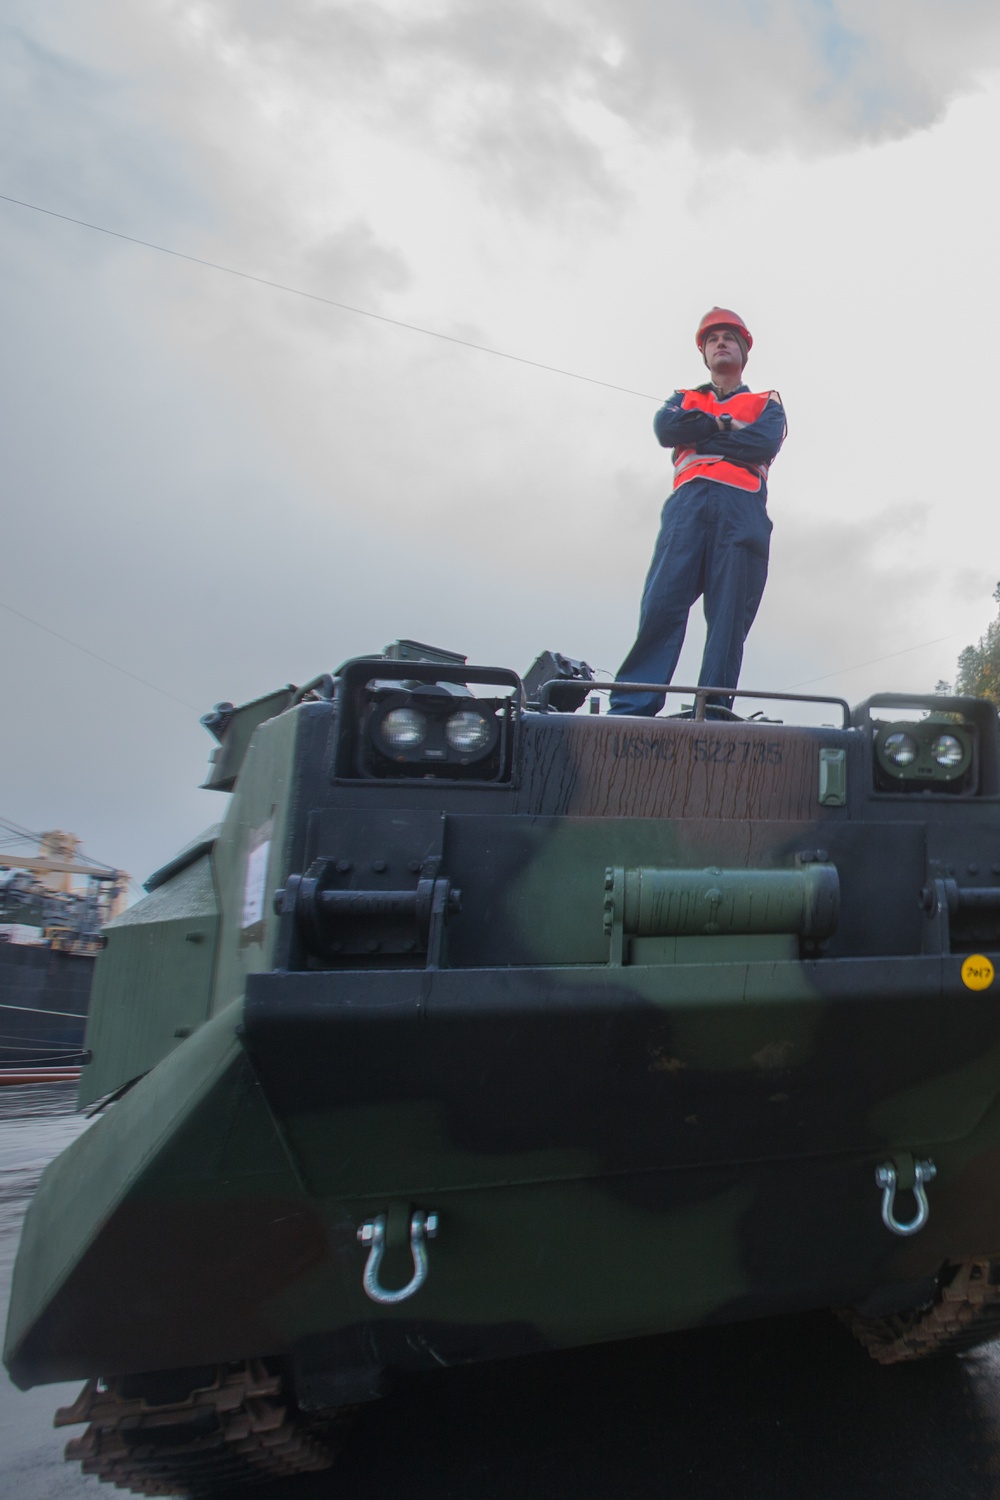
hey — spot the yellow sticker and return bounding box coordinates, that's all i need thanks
[962,954,995,991]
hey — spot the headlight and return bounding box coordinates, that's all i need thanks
[883,731,918,767]
[931,733,964,768]
[445,709,493,753]
[379,707,427,750]
[365,690,506,778]
[874,718,973,790]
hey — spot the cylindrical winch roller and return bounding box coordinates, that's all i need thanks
[603,863,839,939]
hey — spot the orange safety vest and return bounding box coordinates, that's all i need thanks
[672,388,775,493]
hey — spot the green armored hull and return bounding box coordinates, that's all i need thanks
[8,644,1000,1493]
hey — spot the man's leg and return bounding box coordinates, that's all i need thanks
[609,489,707,716]
[699,490,772,710]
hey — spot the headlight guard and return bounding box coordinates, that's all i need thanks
[331,655,521,784]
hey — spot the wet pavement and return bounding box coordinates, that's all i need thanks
[4,1084,1000,1498]
[0,1083,101,1497]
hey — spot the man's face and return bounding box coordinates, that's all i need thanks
[702,327,743,374]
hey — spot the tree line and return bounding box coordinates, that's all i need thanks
[941,583,1000,704]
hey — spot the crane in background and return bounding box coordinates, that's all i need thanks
[0,820,129,956]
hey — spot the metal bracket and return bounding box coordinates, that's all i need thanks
[875,1158,936,1236]
[273,855,459,969]
[920,878,956,955]
[357,1210,439,1304]
[920,876,1000,955]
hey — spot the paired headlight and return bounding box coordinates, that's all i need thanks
[369,697,500,771]
[875,721,973,787]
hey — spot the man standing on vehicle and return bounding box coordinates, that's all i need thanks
[609,309,786,717]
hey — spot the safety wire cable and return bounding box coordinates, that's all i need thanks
[0,191,965,706]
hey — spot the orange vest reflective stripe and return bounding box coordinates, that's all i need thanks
[672,388,774,493]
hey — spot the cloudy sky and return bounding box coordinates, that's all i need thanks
[3,1,1000,883]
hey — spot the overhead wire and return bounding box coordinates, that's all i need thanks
[0,814,138,895]
[788,635,957,689]
[0,192,661,403]
[0,816,42,843]
[0,598,200,711]
[0,554,963,714]
[0,193,968,704]
[0,1001,91,1020]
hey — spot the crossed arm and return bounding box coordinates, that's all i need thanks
[653,391,787,467]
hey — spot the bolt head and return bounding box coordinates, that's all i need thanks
[357,1223,375,1244]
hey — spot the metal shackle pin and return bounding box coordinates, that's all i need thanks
[875,1160,936,1237]
[357,1209,439,1304]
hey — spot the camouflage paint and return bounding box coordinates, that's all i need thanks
[7,663,1000,1406]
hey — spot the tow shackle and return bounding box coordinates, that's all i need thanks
[357,1209,439,1304]
[875,1158,936,1237]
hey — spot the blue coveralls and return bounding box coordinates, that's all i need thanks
[608,383,786,717]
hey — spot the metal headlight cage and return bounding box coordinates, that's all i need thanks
[332,656,521,784]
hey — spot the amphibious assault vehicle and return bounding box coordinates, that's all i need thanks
[8,639,1000,1495]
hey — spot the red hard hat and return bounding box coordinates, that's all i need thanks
[696,307,753,353]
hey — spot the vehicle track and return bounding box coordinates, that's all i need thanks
[56,1360,348,1498]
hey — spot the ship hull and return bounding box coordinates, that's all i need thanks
[0,942,93,1068]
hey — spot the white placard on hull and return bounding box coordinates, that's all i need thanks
[241,836,271,929]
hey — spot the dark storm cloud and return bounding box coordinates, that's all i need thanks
[171,0,1000,213]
